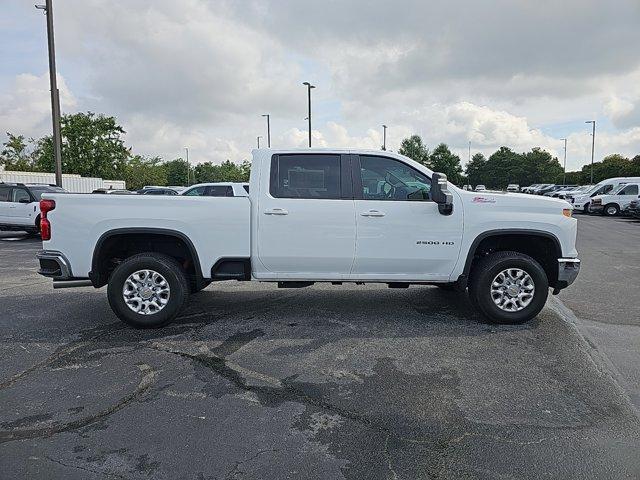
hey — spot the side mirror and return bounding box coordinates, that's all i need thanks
[431,172,453,215]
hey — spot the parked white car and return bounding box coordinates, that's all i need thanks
[475,184,486,191]
[0,183,66,235]
[567,177,640,213]
[181,182,249,197]
[589,182,640,216]
[37,149,579,328]
[506,184,520,192]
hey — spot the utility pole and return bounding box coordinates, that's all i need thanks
[302,82,315,147]
[261,114,271,148]
[36,0,63,187]
[468,140,471,164]
[382,125,387,151]
[560,138,567,185]
[257,136,262,149]
[585,120,596,184]
[184,147,190,186]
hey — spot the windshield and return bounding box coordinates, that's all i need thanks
[29,186,66,199]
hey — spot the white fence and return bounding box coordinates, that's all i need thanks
[0,170,125,193]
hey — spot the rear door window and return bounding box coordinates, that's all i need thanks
[270,154,341,199]
[0,186,9,202]
[11,188,31,203]
[620,184,639,195]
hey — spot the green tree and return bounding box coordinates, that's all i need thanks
[398,135,430,166]
[123,156,167,190]
[194,160,251,183]
[164,158,190,186]
[34,112,130,179]
[429,143,463,185]
[0,133,39,171]
[465,152,487,186]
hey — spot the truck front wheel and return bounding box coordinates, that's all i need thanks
[468,251,548,324]
[107,253,189,328]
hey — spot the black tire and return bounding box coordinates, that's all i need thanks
[107,253,189,328]
[468,251,548,324]
[583,203,590,214]
[603,203,619,216]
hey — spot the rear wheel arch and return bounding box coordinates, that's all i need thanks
[90,228,204,289]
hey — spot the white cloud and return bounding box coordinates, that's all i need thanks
[0,72,76,137]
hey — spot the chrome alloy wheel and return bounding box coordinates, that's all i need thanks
[123,269,170,315]
[490,268,535,312]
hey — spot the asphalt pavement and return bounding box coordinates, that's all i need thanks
[554,213,640,412]
[0,226,639,479]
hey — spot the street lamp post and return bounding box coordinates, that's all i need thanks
[585,120,596,184]
[382,125,387,151]
[302,82,315,147]
[261,114,270,148]
[560,138,567,185]
[257,136,262,149]
[35,0,63,187]
[468,140,471,164]
[184,147,190,186]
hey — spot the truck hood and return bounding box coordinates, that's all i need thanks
[456,189,571,212]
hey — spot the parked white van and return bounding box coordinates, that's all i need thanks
[590,182,640,216]
[566,177,640,213]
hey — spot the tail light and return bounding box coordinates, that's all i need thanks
[40,199,56,240]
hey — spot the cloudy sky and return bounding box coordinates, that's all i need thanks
[2,0,640,171]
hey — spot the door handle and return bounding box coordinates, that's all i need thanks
[360,210,385,217]
[264,208,289,215]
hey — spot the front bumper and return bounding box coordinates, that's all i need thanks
[556,258,580,291]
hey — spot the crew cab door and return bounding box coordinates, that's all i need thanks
[350,154,463,281]
[256,153,355,278]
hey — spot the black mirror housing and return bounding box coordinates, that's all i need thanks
[431,172,453,215]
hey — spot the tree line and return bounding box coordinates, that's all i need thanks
[2,112,638,190]
[398,134,640,187]
[0,112,250,190]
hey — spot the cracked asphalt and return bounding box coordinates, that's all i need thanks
[1,228,639,479]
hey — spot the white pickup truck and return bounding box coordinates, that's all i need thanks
[37,149,580,328]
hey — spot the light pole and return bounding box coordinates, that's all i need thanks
[560,138,567,185]
[261,114,270,148]
[382,125,387,151]
[302,82,315,147]
[35,0,63,187]
[468,140,471,164]
[257,136,262,148]
[585,120,596,184]
[184,147,190,186]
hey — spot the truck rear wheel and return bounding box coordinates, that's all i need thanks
[468,251,548,324]
[107,253,189,328]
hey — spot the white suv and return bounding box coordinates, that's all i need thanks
[0,183,66,235]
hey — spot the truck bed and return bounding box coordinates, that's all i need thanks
[42,194,250,279]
